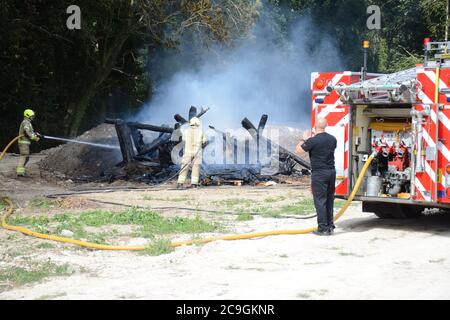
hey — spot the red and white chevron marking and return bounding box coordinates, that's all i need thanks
[311,72,353,195]
[416,66,450,202]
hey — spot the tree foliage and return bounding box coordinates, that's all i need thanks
[0,0,447,148]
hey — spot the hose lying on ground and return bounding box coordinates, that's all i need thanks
[1,152,375,250]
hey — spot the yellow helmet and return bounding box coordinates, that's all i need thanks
[189,117,200,127]
[24,109,35,119]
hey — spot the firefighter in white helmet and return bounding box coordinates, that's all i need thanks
[177,117,207,189]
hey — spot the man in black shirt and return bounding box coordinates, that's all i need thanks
[297,117,337,236]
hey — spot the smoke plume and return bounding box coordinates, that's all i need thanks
[135,12,343,131]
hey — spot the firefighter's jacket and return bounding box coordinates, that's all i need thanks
[18,118,38,145]
[182,126,206,165]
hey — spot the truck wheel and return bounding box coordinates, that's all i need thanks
[391,205,423,219]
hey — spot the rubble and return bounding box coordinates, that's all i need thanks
[39,107,310,185]
[39,124,122,181]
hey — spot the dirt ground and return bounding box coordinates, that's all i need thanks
[1,153,450,300]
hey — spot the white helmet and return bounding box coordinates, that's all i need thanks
[189,117,200,127]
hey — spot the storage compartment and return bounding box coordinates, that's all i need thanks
[351,104,413,198]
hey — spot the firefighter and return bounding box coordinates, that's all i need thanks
[16,109,41,177]
[177,117,207,189]
[297,117,337,236]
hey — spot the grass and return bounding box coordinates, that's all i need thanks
[139,239,174,256]
[29,197,58,209]
[0,260,73,290]
[212,198,256,208]
[276,198,316,215]
[35,292,67,300]
[212,196,346,217]
[264,196,286,203]
[136,214,220,238]
[234,197,347,218]
[143,195,193,202]
[36,243,55,249]
[6,234,17,240]
[236,212,254,221]
[9,208,221,244]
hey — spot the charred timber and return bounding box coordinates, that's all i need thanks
[174,114,188,124]
[136,133,172,157]
[105,118,174,133]
[241,117,311,170]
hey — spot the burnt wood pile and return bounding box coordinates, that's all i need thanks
[104,107,310,184]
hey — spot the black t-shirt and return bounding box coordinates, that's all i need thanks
[301,132,337,171]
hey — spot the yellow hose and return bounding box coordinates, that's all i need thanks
[0,135,22,161]
[0,133,375,250]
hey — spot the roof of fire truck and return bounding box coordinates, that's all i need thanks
[315,41,450,105]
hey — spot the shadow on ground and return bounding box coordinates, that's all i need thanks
[338,210,450,237]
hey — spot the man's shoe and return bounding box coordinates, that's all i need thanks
[312,230,331,236]
[191,184,199,189]
[176,183,184,189]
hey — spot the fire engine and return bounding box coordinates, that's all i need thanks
[311,39,450,218]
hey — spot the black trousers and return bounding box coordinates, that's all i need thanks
[311,169,336,232]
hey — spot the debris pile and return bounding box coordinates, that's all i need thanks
[39,107,310,185]
[39,124,122,181]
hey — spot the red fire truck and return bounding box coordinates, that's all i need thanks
[311,39,450,218]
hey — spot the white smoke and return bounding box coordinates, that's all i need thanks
[135,14,343,131]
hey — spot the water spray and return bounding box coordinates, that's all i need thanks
[41,135,120,150]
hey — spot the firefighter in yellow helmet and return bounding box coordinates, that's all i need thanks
[177,117,207,188]
[17,109,41,177]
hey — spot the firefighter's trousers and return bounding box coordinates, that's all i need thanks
[178,162,200,185]
[311,168,336,232]
[16,143,30,175]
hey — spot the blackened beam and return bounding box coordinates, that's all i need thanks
[114,122,135,164]
[105,118,174,133]
[196,107,210,118]
[174,114,188,124]
[241,117,311,170]
[136,133,172,157]
[189,106,197,120]
[258,114,268,132]
[174,107,210,125]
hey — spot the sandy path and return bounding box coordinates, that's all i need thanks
[1,204,450,300]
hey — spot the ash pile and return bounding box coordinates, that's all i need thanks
[104,106,311,185]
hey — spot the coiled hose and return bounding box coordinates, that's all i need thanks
[1,135,375,250]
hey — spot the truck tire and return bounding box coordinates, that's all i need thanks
[392,204,423,219]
